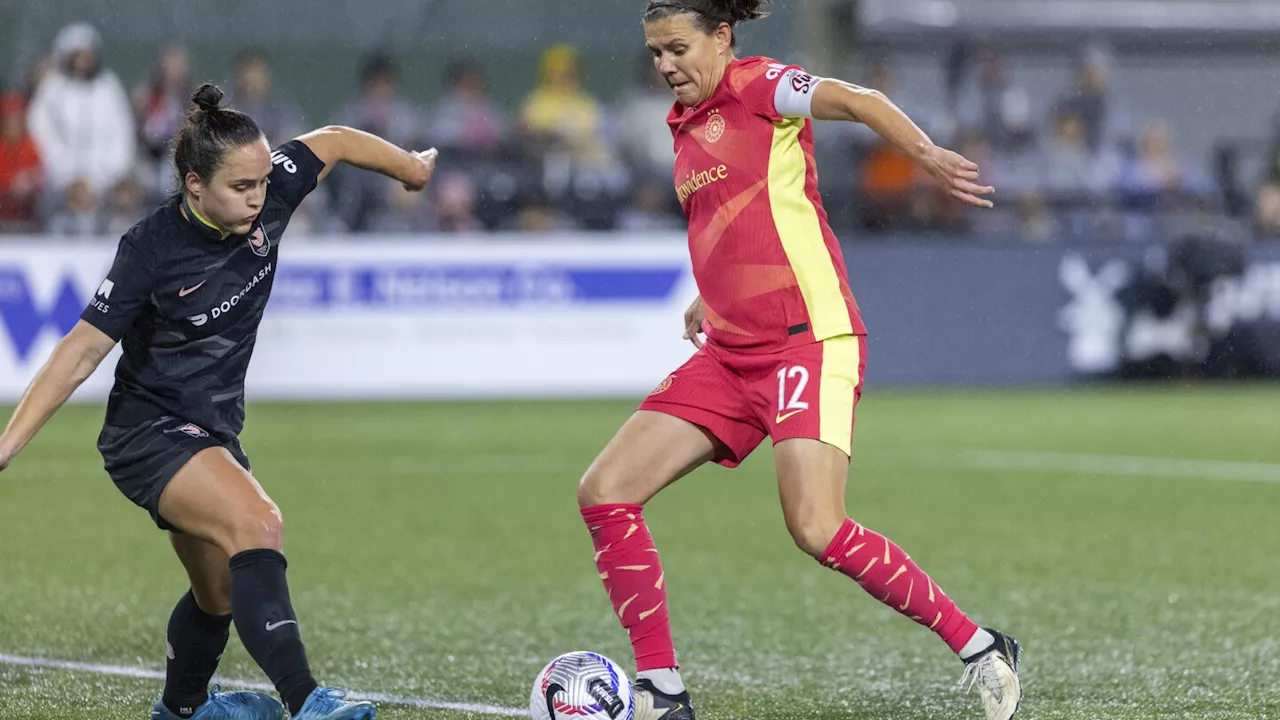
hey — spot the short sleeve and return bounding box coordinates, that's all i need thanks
[266,139,326,212]
[81,238,155,341]
[740,60,826,121]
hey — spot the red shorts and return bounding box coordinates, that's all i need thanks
[639,335,868,467]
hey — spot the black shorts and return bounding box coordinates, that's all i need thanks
[98,417,250,531]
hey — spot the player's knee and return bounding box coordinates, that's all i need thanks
[191,585,232,616]
[787,515,845,558]
[225,501,285,553]
[577,469,609,507]
[577,464,632,507]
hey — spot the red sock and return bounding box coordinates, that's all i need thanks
[582,504,677,672]
[820,518,979,653]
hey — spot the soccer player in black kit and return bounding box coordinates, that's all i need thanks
[0,84,436,720]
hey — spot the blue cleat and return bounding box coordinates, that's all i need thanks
[151,686,284,720]
[292,687,376,720]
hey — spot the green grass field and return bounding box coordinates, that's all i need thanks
[2,387,1279,719]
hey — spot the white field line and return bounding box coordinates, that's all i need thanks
[951,450,1280,484]
[0,653,527,717]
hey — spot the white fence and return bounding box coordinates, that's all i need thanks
[0,236,699,402]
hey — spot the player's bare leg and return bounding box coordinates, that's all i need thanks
[159,448,375,720]
[578,410,716,720]
[775,438,1022,719]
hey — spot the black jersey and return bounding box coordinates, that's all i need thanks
[81,139,325,436]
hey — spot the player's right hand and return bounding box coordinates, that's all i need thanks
[682,295,705,349]
[0,446,13,472]
[403,148,439,192]
[920,145,995,209]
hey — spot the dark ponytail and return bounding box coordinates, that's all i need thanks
[172,83,263,185]
[644,0,771,44]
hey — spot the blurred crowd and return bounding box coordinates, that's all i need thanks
[833,40,1280,243]
[1,22,1279,243]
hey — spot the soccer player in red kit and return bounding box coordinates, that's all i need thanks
[575,2,1022,719]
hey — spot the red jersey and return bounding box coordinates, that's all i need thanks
[668,56,866,353]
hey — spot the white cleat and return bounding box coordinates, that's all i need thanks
[959,628,1023,720]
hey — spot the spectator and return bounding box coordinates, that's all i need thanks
[521,44,613,168]
[226,49,305,146]
[46,178,99,236]
[617,181,682,232]
[331,53,426,231]
[334,53,424,148]
[615,53,679,181]
[133,44,192,195]
[26,22,136,198]
[429,60,505,156]
[1061,42,1131,154]
[954,44,1033,151]
[101,175,145,236]
[0,92,42,230]
[1039,102,1118,198]
[435,173,484,233]
[1118,121,1197,206]
[367,176,436,233]
[1256,110,1280,236]
[1256,184,1280,236]
[504,185,581,233]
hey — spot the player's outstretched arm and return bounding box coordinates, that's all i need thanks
[295,125,438,191]
[0,321,117,471]
[809,80,995,208]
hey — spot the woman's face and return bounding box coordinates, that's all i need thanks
[187,138,272,236]
[645,14,733,107]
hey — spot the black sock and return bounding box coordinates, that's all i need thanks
[229,549,319,716]
[162,590,231,719]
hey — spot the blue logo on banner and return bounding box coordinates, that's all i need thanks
[271,265,684,310]
[0,268,85,362]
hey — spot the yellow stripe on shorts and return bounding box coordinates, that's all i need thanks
[818,335,861,456]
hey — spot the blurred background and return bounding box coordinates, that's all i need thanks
[2,0,1280,395]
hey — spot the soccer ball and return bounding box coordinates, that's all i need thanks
[530,651,634,720]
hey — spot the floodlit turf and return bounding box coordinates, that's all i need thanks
[2,387,1278,719]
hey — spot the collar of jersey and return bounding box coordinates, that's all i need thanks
[179,193,232,242]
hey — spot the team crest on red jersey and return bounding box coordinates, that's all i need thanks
[649,374,675,396]
[248,226,270,257]
[705,112,726,143]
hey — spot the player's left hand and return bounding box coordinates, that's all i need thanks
[403,148,439,192]
[921,145,994,208]
[682,295,705,349]
[0,444,13,472]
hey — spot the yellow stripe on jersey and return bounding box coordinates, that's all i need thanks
[818,334,861,456]
[767,118,853,340]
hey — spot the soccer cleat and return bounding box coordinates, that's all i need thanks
[958,628,1023,720]
[150,686,284,720]
[632,678,695,720]
[291,687,376,720]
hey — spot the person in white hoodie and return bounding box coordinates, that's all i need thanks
[26,22,137,204]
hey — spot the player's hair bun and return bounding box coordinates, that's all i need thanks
[191,83,224,113]
[707,0,771,24]
[645,0,770,29]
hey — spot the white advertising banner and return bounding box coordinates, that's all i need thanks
[0,236,699,402]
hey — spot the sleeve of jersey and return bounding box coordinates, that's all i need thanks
[267,139,326,212]
[80,238,156,342]
[744,63,827,121]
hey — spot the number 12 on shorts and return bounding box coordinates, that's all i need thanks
[777,365,810,422]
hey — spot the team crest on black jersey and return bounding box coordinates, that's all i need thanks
[167,423,209,439]
[248,226,271,257]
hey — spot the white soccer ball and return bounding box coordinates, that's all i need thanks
[529,651,634,720]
